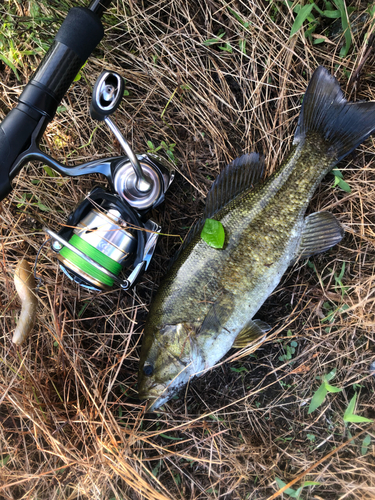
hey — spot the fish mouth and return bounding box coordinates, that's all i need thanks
[137,393,166,412]
[138,384,172,411]
[147,395,170,412]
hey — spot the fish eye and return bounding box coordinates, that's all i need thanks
[143,364,154,376]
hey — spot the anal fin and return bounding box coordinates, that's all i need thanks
[297,211,344,260]
[232,319,269,349]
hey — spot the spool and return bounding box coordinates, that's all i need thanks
[57,208,136,290]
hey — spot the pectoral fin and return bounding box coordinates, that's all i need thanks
[296,211,344,260]
[232,319,270,348]
[199,290,235,336]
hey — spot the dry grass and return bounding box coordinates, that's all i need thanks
[1,0,375,498]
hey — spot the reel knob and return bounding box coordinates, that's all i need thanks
[90,70,124,121]
[113,154,175,212]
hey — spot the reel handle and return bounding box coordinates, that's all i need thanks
[90,71,153,194]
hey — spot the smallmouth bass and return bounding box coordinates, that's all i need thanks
[138,67,375,410]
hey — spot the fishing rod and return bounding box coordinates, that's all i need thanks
[0,1,175,292]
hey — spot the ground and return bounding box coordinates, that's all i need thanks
[0,0,375,499]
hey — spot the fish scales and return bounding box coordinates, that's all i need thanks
[142,139,329,366]
[138,67,375,410]
[155,138,329,322]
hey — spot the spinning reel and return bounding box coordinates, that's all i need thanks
[0,1,174,292]
[44,70,175,291]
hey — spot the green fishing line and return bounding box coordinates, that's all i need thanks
[60,234,122,287]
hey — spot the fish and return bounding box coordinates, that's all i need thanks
[138,66,375,410]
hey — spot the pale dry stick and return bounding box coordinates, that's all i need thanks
[39,287,122,448]
[5,392,80,462]
[244,0,310,72]
[12,259,38,345]
[272,34,298,130]
[137,429,227,463]
[266,427,372,500]
[171,165,207,197]
[0,349,26,405]
[98,302,139,414]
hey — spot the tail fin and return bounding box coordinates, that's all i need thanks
[293,66,375,162]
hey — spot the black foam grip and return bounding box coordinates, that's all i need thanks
[55,7,104,62]
[0,108,40,200]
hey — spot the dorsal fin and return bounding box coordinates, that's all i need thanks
[168,153,265,270]
[203,152,265,219]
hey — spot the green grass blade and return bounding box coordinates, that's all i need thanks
[322,9,341,18]
[325,382,342,393]
[361,434,371,455]
[290,4,314,37]
[0,455,10,466]
[275,477,298,497]
[203,32,226,46]
[344,393,357,419]
[333,0,352,57]
[331,168,344,178]
[344,414,373,423]
[325,368,337,382]
[227,6,250,28]
[0,54,19,80]
[337,178,351,192]
[159,433,183,441]
[308,383,328,414]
